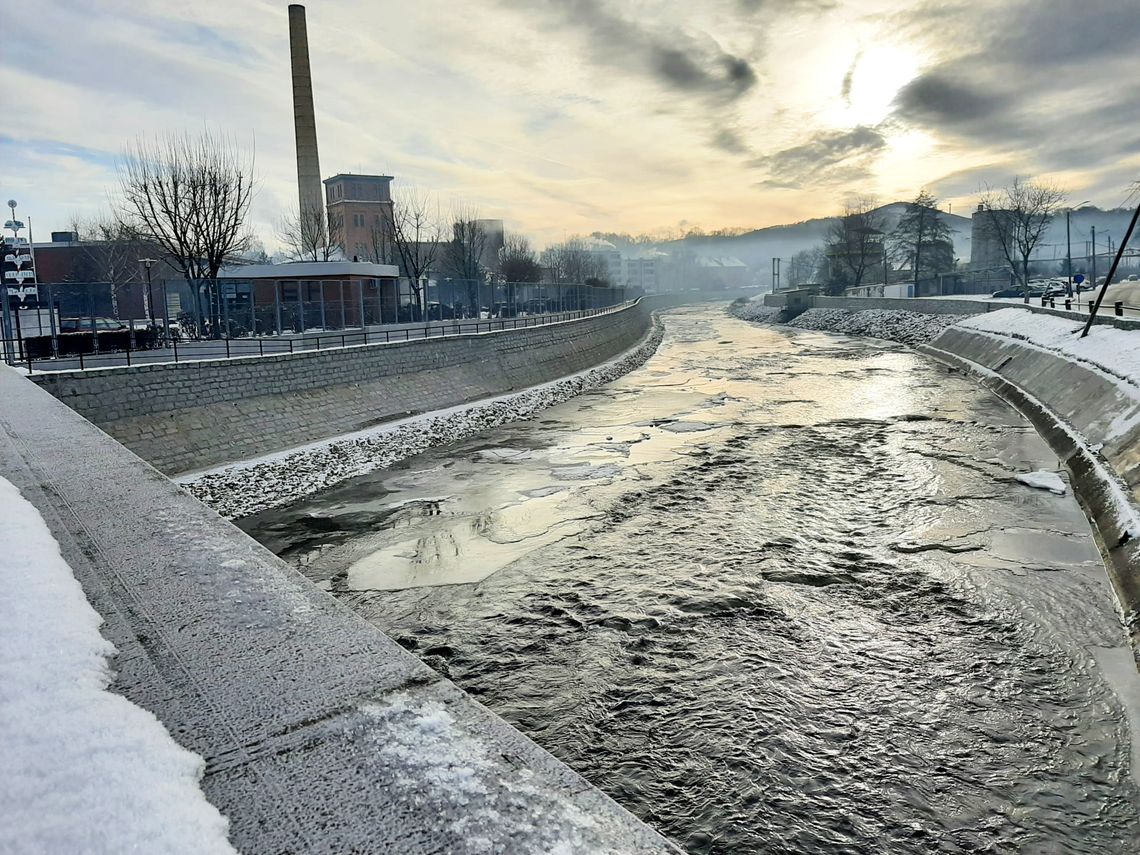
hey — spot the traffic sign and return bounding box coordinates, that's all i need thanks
[1074,274,1085,284]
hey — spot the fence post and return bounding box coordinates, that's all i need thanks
[289,339,294,354]
[259,339,264,357]
[225,337,231,359]
[172,337,178,362]
[1115,301,1124,316]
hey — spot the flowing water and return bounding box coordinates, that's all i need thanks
[240,306,1140,853]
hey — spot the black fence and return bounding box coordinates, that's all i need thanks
[1,297,639,373]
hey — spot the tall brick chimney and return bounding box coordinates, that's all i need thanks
[288,4,323,220]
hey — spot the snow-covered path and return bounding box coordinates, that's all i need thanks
[0,476,236,855]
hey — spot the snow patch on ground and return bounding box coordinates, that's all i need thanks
[0,477,235,855]
[1016,470,1068,495]
[362,692,603,854]
[785,308,967,346]
[183,318,665,520]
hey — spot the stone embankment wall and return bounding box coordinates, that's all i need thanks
[31,302,652,475]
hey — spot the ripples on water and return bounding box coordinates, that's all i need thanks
[241,307,1140,853]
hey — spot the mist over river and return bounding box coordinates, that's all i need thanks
[241,306,1140,854]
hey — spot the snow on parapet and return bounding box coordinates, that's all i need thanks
[0,477,236,855]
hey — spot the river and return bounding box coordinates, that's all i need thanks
[239,305,1140,854]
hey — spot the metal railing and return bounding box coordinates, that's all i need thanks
[1033,294,1140,318]
[2,301,639,373]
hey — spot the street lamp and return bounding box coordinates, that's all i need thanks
[139,258,158,338]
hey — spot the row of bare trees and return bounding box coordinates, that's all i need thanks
[794,177,1066,296]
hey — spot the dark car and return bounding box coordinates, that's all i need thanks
[60,317,127,333]
[991,286,1045,299]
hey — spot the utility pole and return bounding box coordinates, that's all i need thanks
[1082,200,1140,337]
[1065,210,1073,297]
[1090,226,1097,300]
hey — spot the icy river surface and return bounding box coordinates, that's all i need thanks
[240,306,1140,854]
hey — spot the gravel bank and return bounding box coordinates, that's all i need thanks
[181,318,666,520]
[785,307,970,346]
[726,299,783,323]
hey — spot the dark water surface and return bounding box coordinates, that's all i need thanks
[241,307,1140,853]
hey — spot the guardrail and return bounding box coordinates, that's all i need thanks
[1035,294,1140,318]
[2,301,639,373]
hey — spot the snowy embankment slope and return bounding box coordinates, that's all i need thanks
[0,477,236,855]
[785,307,965,346]
[726,298,782,323]
[958,308,1140,392]
[183,315,666,520]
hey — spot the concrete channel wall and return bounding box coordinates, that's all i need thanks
[30,301,652,475]
[0,364,679,853]
[920,327,1140,643]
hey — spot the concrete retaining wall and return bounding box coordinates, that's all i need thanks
[31,302,652,475]
[0,365,678,853]
[919,326,1140,644]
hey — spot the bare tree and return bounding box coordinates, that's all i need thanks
[826,197,885,294]
[442,206,488,314]
[277,205,342,262]
[389,186,444,315]
[118,130,255,334]
[542,238,606,284]
[67,212,148,285]
[499,233,543,284]
[788,245,827,287]
[978,177,1067,298]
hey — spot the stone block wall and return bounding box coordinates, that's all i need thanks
[31,302,651,474]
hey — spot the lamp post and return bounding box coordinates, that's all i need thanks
[139,258,158,340]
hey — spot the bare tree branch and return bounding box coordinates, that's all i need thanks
[978,177,1067,296]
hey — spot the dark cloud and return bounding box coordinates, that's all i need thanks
[749,125,887,189]
[736,0,836,11]
[839,51,860,105]
[888,0,1140,186]
[503,0,758,101]
[711,126,750,154]
[892,72,1012,129]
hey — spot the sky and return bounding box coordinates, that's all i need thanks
[3,0,1139,249]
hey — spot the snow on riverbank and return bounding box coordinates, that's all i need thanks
[0,477,235,855]
[785,308,967,345]
[726,298,782,323]
[958,308,1140,392]
[183,318,666,520]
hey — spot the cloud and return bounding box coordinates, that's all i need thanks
[888,0,1140,186]
[749,125,887,189]
[892,72,1014,131]
[840,51,860,105]
[502,0,758,101]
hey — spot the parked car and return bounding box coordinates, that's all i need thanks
[991,285,1047,299]
[60,317,127,333]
